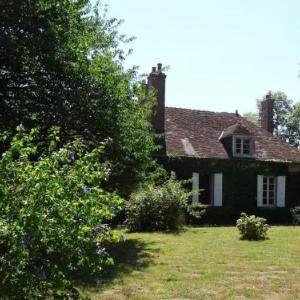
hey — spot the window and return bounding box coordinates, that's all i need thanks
[262,176,276,206]
[233,136,252,156]
[257,175,286,208]
[198,175,213,205]
[192,173,223,206]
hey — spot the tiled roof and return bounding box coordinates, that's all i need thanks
[220,122,252,139]
[165,107,300,163]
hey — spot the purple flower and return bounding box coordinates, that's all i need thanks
[37,270,47,281]
[93,226,101,234]
[23,236,33,247]
[81,184,89,193]
[69,152,75,162]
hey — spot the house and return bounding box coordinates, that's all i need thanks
[148,63,300,223]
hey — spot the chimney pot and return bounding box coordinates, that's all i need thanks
[157,63,162,71]
[266,91,272,100]
[152,66,156,73]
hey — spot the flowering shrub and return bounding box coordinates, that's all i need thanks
[290,207,300,225]
[125,173,205,232]
[0,128,123,298]
[236,213,269,240]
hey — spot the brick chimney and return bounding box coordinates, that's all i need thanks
[260,92,274,133]
[147,63,166,134]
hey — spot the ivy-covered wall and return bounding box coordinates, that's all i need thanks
[159,156,300,224]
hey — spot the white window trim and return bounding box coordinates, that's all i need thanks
[213,173,223,207]
[232,135,254,158]
[192,173,223,207]
[257,175,286,208]
[262,176,276,207]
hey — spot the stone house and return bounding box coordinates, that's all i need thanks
[148,63,300,223]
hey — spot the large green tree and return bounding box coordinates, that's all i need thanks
[0,0,158,195]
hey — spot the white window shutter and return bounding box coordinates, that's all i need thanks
[257,175,263,207]
[277,176,286,207]
[192,172,199,204]
[213,173,223,207]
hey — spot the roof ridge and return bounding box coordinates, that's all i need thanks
[165,106,237,115]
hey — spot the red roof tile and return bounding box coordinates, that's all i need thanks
[165,107,300,163]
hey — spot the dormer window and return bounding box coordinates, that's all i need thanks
[219,122,255,158]
[233,136,253,157]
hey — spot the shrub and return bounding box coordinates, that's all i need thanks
[125,173,206,232]
[236,213,269,240]
[0,128,124,299]
[290,207,300,225]
[186,203,207,225]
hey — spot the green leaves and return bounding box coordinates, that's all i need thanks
[125,172,205,232]
[236,213,269,240]
[0,0,158,195]
[0,128,124,298]
[257,91,300,147]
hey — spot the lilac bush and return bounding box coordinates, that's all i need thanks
[0,128,123,298]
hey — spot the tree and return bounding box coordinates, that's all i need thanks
[260,91,293,139]
[245,91,300,147]
[0,0,158,195]
[243,112,259,126]
[288,102,300,146]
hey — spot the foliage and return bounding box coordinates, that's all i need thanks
[244,91,300,147]
[0,0,159,196]
[186,203,207,224]
[290,207,300,225]
[125,173,204,232]
[288,102,300,147]
[255,91,300,147]
[236,213,269,240]
[243,112,259,126]
[0,127,123,299]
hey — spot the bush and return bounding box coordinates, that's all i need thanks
[0,128,124,299]
[236,213,269,240]
[125,173,206,232]
[186,203,207,225]
[290,207,300,225]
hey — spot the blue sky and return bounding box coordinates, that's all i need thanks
[98,0,300,114]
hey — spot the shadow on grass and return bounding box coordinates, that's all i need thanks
[78,238,159,292]
[105,238,159,277]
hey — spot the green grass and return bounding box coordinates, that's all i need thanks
[81,227,300,299]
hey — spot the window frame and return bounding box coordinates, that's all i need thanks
[262,176,276,207]
[232,135,254,157]
[192,173,223,207]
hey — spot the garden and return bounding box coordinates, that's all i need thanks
[1,1,300,299]
[82,226,300,300]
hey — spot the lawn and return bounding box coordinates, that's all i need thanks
[81,227,300,300]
